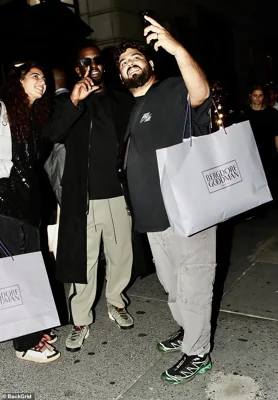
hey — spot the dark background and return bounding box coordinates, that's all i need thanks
[0,0,277,109]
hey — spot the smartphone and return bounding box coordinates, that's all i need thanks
[141,10,157,46]
[142,10,153,25]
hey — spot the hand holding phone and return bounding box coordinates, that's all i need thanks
[141,10,157,46]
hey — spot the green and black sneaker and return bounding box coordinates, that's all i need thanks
[161,353,212,384]
[157,327,184,353]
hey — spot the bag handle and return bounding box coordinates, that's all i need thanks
[181,94,193,146]
[181,95,227,146]
[0,238,14,259]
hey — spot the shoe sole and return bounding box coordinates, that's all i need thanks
[157,343,182,353]
[66,330,89,352]
[161,362,212,384]
[15,351,61,363]
[108,313,134,330]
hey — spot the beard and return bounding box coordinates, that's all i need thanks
[91,76,103,85]
[122,64,153,89]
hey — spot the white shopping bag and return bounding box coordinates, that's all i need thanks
[47,205,60,258]
[0,251,60,342]
[156,121,272,237]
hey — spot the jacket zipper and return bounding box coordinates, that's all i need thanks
[86,117,93,215]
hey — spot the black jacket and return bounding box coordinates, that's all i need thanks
[45,89,134,283]
[0,120,44,227]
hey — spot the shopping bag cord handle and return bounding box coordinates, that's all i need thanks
[182,94,193,146]
[0,238,14,259]
[182,94,228,145]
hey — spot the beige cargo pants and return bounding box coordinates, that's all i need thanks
[147,226,216,355]
[69,196,133,326]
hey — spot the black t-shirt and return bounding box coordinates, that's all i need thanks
[240,106,278,176]
[127,76,211,233]
[88,91,123,199]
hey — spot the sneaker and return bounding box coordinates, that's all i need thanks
[16,339,60,363]
[157,327,184,352]
[43,330,57,344]
[107,303,134,329]
[66,325,89,352]
[161,353,212,384]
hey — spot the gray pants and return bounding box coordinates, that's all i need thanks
[147,226,216,356]
[69,196,133,326]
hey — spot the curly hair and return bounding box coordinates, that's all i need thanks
[114,40,154,69]
[0,62,52,141]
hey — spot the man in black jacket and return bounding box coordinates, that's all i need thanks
[46,43,134,352]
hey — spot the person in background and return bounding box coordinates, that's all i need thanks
[268,86,278,110]
[43,67,70,325]
[240,85,278,203]
[44,67,69,205]
[0,62,60,363]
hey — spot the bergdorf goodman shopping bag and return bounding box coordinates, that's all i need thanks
[156,120,272,237]
[0,249,60,342]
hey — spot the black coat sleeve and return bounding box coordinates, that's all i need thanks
[45,97,84,143]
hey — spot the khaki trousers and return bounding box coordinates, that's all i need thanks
[69,196,133,326]
[147,226,216,356]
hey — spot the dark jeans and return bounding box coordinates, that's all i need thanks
[0,215,43,351]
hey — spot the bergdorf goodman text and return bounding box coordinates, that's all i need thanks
[202,160,242,193]
[0,285,23,309]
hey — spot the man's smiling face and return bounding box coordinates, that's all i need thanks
[118,48,153,89]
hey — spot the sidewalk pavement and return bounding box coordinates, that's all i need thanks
[1,209,278,400]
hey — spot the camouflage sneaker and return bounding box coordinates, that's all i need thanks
[107,303,134,329]
[66,325,89,352]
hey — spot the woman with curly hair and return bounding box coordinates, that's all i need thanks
[0,62,61,363]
